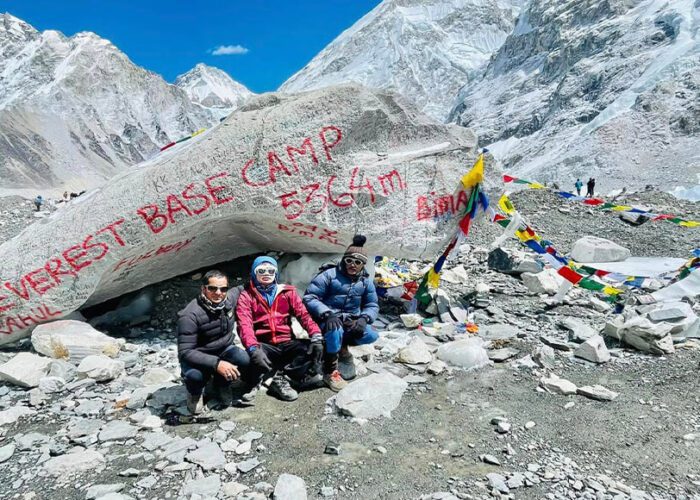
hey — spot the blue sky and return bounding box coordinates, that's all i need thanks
[2,0,382,92]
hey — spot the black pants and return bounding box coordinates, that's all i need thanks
[259,339,312,381]
[181,345,253,396]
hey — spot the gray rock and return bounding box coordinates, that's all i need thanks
[95,494,134,500]
[335,372,408,419]
[140,431,175,451]
[75,399,104,416]
[48,359,77,382]
[86,483,125,499]
[539,374,577,395]
[238,430,263,443]
[0,352,52,388]
[273,473,307,500]
[558,317,597,342]
[99,420,139,442]
[185,440,226,470]
[44,449,105,475]
[0,406,36,426]
[577,385,619,401]
[399,314,423,329]
[0,443,15,463]
[486,472,509,493]
[532,345,556,368]
[426,359,447,375]
[488,248,542,275]
[521,269,565,295]
[488,348,519,362]
[31,320,121,363]
[570,236,630,263]
[479,323,518,340]
[15,432,49,450]
[237,457,261,473]
[573,335,610,363]
[506,472,525,489]
[395,337,433,364]
[479,454,501,466]
[140,368,174,386]
[77,355,124,382]
[182,474,221,497]
[221,481,249,498]
[39,376,66,393]
[540,336,571,351]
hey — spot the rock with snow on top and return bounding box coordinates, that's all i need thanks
[0,443,16,463]
[38,376,66,393]
[140,368,174,386]
[31,320,121,363]
[85,484,125,499]
[427,359,447,375]
[558,317,598,343]
[612,315,675,355]
[99,420,139,442]
[335,372,408,419]
[436,338,490,371]
[574,335,610,363]
[569,236,631,263]
[222,481,250,498]
[273,473,308,500]
[0,352,52,388]
[400,314,423,329]
[185,440,226,470]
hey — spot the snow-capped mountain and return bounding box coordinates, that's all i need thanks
[0,13,217,193]
[280,0,525,121]
[175,63,253,111]
[449,0,700,192]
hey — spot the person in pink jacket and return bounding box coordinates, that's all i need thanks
[236,256,323,401]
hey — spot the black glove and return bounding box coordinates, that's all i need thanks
[249,347,273,372]
[323,311,343,333]
[308,335,324,374]
[349,316,368,336]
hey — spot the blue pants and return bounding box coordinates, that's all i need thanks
[324,324,379,354]
[181,345,252,396]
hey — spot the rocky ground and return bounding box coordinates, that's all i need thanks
[0,189,699,500]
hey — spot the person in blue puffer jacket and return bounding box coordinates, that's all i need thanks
[303,234,379,391]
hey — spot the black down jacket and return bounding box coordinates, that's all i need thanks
[177,286,242,370]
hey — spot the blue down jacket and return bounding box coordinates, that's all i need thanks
[303,265,379,322]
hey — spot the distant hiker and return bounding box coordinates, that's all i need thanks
[34,195,43,212]
[236,256,323,402]
[63,191,69,202]
[586,178,596,198]
[303,235,379,392]
[177,270,253,415]
[575,178,583,196]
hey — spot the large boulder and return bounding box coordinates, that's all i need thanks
[569,236,631,263]
[604,315,675,355]
[436,338,490,371]
[0,84,485,345]
[31,320,121,363]
[521,268,565,295]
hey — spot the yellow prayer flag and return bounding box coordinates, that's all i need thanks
[191,128,206,137]
[529,183,545,189]
[427,269,441,288]
[611,205,632,211]
[460,154,484,189]
[603,286,622,295]
[679,220,700,227]
[498,194,515,214]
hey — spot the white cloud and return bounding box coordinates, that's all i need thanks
[210,44,249,56]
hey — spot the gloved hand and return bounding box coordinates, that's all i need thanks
[249,347,273,372]
[308,335,324,374]
[349,316,368,336]
[323,311,343,333]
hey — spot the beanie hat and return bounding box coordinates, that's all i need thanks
[344,234,368,264]
[251,255,278,281]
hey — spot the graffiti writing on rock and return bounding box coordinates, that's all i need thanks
[137,172,234,234]
[277,223,343,246]
[0,304,62,335]
[1,219,127,313]
[417,190,469,222]
[241,126,342,187]
[278,168,406,220]
[113,237,196,273]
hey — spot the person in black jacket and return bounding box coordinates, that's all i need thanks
[177,269,252,414]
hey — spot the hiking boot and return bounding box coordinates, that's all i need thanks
[338,347,356,380]
[296,372,324,390]
[208,384,233,407]
[186,393,204,415]
[323,370,348,392]
[268,375,299,401]
[240,383,261,404]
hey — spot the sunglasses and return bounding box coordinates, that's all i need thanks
[343,257,365,266]
[205,285,229,293]
[255,268,276,276]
